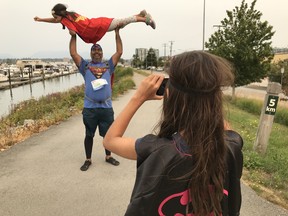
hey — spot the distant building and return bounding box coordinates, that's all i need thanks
[16,59,47,71]
[63,57,70,63]
[273,48,288,63]
[135,48,159,60]
[273,48,288,54]
[135,48,147,61]
[273,53,288,63]
[15,59,76,77]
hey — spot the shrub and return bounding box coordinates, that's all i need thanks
[226,96,288,127]
[274,106,288,126]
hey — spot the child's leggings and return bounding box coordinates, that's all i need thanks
[108,16,137,31]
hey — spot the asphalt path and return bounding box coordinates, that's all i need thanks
[0,72,288,216]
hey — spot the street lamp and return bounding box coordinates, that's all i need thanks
[213,24,224,30]
[280,67,285,87]
[202,0,206,50]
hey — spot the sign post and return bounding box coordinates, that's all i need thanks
[254,82,282,154]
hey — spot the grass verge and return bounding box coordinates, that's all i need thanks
[225,99,288,209]
[0,66,135,151]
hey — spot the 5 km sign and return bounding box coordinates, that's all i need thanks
[265,95,279,115]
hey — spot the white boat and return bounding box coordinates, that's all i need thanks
[0,74,8,82]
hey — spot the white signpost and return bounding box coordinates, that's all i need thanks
[254,82,282,154]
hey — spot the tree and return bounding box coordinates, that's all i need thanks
[143,48,157,69]
[268,60,288,93]
[132,54,142,68]
[205,0,275,93]
[157,57,166,67]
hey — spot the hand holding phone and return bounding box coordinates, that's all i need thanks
[156,78,169,96]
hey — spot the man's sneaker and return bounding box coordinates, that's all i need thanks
[105,157,120,166]
[80,160,92,171]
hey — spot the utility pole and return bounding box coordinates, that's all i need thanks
[162,43,167,60]
[202,0,206,50]
[280,67,285,87]
[212,24,224,46]
[7,69,13,98]
[169,41,174,58]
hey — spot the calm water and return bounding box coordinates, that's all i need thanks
[0,73,84,118]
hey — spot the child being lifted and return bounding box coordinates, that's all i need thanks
[34,3,156,44]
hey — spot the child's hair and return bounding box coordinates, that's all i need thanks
[51,3,78,22]
[158,51,234,215]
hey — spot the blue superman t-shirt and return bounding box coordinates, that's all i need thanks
[78,58,115,108]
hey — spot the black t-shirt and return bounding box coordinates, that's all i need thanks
[124,130,243,216]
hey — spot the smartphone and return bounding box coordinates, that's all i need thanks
[156,78,169,96]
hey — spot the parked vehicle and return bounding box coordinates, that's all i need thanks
[156,67,164,71]
[0,74,8,82]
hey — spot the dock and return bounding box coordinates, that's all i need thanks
[0,71,77,90]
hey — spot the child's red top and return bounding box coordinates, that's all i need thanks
[61,13,113,43]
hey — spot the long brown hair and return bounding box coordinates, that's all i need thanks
[51,4,78,20]
[158,51,234,215]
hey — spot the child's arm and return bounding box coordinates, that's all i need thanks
[34,16,61,23]
[103,74,164,160]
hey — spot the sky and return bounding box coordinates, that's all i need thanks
[1,0,287,60]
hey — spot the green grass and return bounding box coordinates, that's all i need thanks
[7,86,85,125]
[112,66,136,98]
[227,96,288,127]
[226,101,288,204]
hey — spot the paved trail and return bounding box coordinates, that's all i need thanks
[0,72,288,216]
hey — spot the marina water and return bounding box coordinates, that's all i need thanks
[0,73,84,118]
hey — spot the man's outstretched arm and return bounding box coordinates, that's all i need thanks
[111,28,123,67]
[69,30,81,67]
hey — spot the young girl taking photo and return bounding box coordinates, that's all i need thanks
[104,51,243,216]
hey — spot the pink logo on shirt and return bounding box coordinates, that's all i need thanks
[158,189,228,216]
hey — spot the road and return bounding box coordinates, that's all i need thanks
[0,72,288,216]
